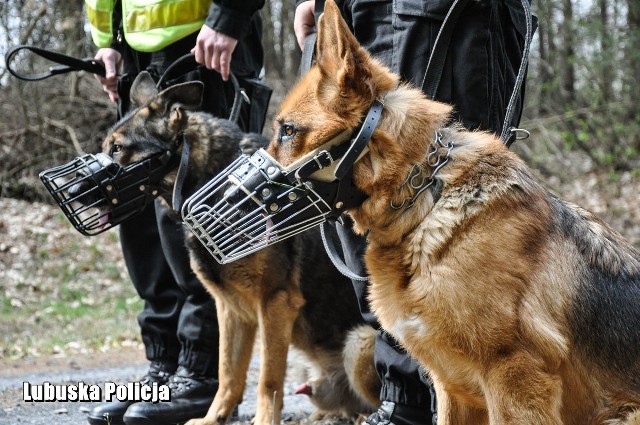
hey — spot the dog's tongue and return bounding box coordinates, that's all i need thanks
[294,383,313,397]
[97,208,110,230]
[264,217,275,242]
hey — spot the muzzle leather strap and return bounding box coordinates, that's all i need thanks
[293,97,384,184]
[305,98,383,281]
[335,98,384,179]
[172,134,190,212]
[293,143,350,182]
[127,150,175,202]
[100,150,175,218]
[289,97,384,217]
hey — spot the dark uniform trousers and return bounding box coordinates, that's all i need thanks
[115,21,264,378]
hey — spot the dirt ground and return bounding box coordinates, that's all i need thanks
[0,347,147,380]
[0,197,336,425]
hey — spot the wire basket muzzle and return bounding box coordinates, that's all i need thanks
[182,150,335,264]
[39,152,168,236]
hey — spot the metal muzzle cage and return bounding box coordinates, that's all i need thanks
[182,149,340,264]
[39,151,172,236]
[181,99,384,264]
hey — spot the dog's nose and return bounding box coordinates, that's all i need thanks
[223,183,247,207]
[68,173,102,206]
[68,154,122,206]
[68,178,88,198]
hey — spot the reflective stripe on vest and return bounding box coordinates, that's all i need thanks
[86,0,115,48]
[86,0,209,52]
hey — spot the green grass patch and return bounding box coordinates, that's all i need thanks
[1,201,144,359]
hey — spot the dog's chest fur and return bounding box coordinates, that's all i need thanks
[364,155,540,401]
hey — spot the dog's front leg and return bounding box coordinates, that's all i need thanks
[253,287,304,425]
[186,300,257,425]
[483,351,563,424]
[432,374,488,425]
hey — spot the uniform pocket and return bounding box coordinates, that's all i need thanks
[392,0,456,20]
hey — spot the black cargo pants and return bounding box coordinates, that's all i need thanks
[115,23,264,378]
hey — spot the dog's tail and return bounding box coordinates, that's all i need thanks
[343,324,382,408]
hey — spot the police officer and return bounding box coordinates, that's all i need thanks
[85,1,265,424]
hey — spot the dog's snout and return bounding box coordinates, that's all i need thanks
[224,183,247,206]
[68,176,102,207]
[68,178,90,198]
[68,154,123,207]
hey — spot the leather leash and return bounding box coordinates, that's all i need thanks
[421,0,535,146]
[154,52,250,213]
[5,45,106,81]
[310,0,534,288]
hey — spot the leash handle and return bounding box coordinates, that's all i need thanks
[4,45,106,81]
[155,52,249,125]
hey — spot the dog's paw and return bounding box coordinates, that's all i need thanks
[184,417,221,425]
[309,410,328,421]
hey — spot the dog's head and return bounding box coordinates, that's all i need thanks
[52,73,206,234]
[268,0,396,166]
[268,0,452,220]
[68,72,204,201]
[102,71,203,167]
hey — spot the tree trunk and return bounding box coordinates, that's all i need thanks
[261,3,282,80]
[559,0,575,106]
[536,0,558,116]
[599,0,613,103]
[625,0,640,149]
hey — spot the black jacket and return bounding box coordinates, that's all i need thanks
[296,0,536,134]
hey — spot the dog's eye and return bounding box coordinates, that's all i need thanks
[279,123,297,143]
[110,144,124,155]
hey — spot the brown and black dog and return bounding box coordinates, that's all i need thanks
[265,1,640,423]
[99,71,380,425]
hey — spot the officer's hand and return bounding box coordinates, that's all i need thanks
[294,0,316,50]
[94,48,122,103]
[192,25,238,81]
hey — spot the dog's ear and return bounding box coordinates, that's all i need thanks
[130,71,159,106]
[315,0,395,111]
[154,81,204,132]
[157,81,205,111]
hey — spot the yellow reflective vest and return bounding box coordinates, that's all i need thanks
[85,0,210,52]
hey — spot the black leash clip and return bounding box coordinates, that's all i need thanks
[5,45,106,81]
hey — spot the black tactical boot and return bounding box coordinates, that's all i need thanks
[363,401,436,425]
[87,361,175,425]
[123,366,219,425]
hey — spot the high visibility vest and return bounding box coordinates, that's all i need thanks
[85,0,210,52]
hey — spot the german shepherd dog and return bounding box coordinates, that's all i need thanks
[98,71,380,425]
[266,1,640,423]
